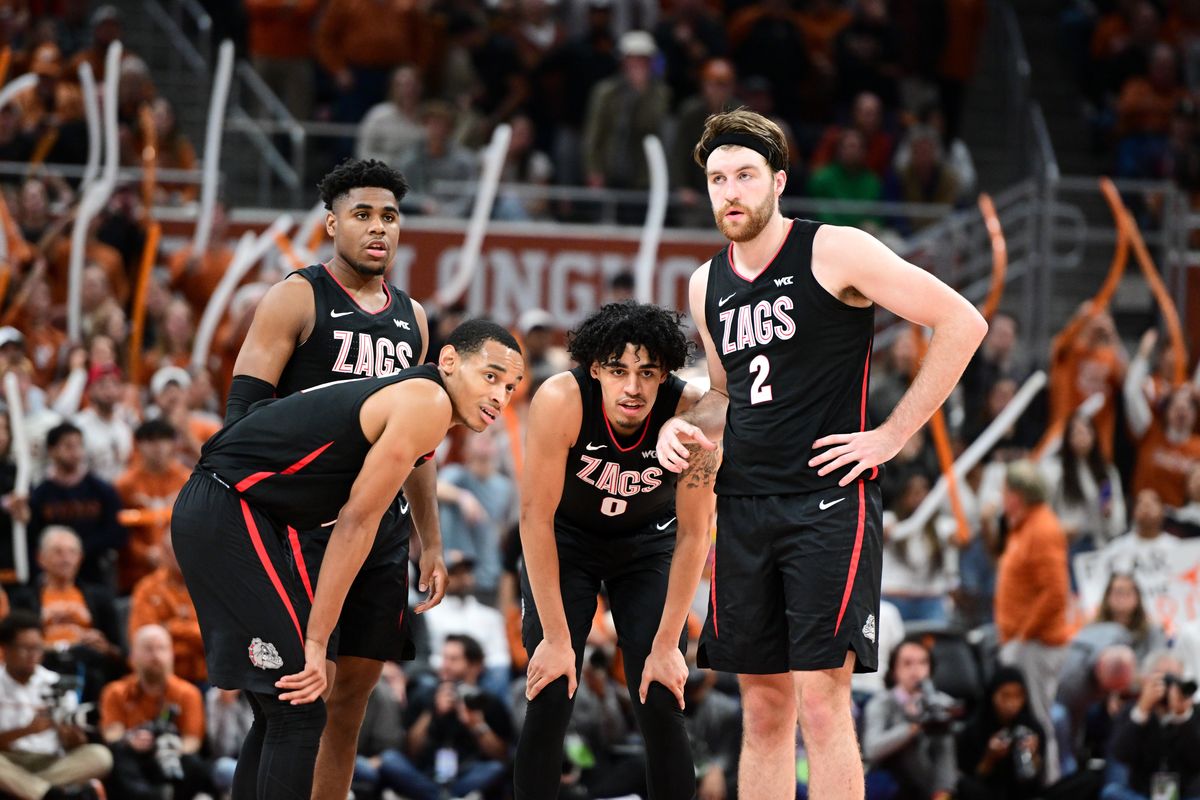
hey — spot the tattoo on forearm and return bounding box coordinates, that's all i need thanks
[682,442,720,489]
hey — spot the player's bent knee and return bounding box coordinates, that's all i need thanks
[740,684,796,745]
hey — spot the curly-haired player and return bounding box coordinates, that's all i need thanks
[226,157,447,800]
[513,302,719,799]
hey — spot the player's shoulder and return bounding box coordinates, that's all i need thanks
[530,370,583,411]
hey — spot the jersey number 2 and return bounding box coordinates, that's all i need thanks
[601,497,627,517]
[749,355,773,405]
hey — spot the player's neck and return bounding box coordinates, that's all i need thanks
[729,215,789,280]
[326,257,384,294]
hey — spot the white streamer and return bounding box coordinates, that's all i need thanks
[192,40,235,255]
[0,73,36,113]
[634,135,668,304]
[4,372,32,582]
[78,62,102,193]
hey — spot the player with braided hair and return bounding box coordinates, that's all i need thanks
[513,301,718,800]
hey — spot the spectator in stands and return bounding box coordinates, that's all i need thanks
[73,364,132,485]
[438,430,514,593]
[671,58,739,225]
[76,267,126,343]
[137,98,198,204]
[581,29,671,222]
[422,550,511,698]
[144,367,219,468]
[28,423,125,586]
[1169,463,1200,533]
[862,636,958,799]
[1116,42,1187,178]
[204,688,253,798]
[244,0,319,121]
[798,0,853,110]
[513,0,567,75]
[869,328,918,428]
[128,532,205,685]
[11,278,69,390]
[881,472,958,623]
[1094,571,1167,661]
[315,0,440,124]
[517,307,570,395]
[115,419,189,594]
[957,666,1051,800]
[1049,304,1126,460]
[100,625,211,800]
[356,66,425,169]
[1124,330,1200,508]
[398,100,479,218]
[0,610,112,800]
[380,634,513,800]
[10,527,123,696]
[812,91,896,178]
[66,5,128,83]
[13,44,85,162]
[893,125,960,228]
[682,667,742,800]
[834,0,903,109]
[652,0,726,105]
[994,460,1070,782]
[1104,650,1200,800]
[727,0,809,122]
[961,313,1027,427]
[1042,411,1126,555]
[167,203,234,310]
[895,103,978,201]
[807,128,884,228]
[457,10,531,147]
[1094,1,1164,99]
[494,113,555,221]
[141,298,195,382]
[1105,489,1180,572]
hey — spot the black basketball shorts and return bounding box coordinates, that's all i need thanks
[298,494,414,662]
[698,480,883,675]
[173,472,317,694]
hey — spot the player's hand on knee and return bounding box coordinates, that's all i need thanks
[276,638,328,704]
[639,643,687,709]
[657,418,715,473]
[809,428,902,486]
[525,639,576,701]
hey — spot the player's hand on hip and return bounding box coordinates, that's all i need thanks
[414,550,448,613]
[656,417,716,473]
[639,642,688,709]
[809,427,903,486]
[525,639,576,702]
[276,638,328,704]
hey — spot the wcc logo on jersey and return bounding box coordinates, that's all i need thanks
[719,295,797,355]
[331,330,414,377]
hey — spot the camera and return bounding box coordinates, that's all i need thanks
[456,683,489,713]
[1163,674,1198,697]
[998,725,1039,782]
[147,709,185,782]
[39,675,96,732]
[914,679,963,734]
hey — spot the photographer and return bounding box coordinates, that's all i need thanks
[957,666,1047,800]
[99,625,212,799]
[0,611,111,800]
[379,634,513,800]
[861,636,958,800]
[1102,651,1200,800]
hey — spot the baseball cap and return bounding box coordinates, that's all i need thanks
[0,326,25,349]
[150,365,192,397]
[445,549,477,572]
[619,30,657,59]
[517,308,556,336]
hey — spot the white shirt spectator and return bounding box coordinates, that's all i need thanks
[423,594,511,673]
[356,103,423,168]
[1104,529,1180,573]
[73,408,132,483]
[0,665,64,755]
[881,510,959,597]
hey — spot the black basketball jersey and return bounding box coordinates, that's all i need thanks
[555,366,684,536]
[704,219,877,496]
[198,365,442,531]
[276,264,423,397]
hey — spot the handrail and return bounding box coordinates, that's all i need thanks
[1030,103,1060,182]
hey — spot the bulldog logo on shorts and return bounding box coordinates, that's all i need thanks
[862,614,876,643]
[249,637,284,670]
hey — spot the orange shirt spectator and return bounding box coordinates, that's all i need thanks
[115,419,190,593]
[13,45,85,133]
[167,218,235,309]
[46,235,129,307]
[995,479,1070,647]
[128,562,206,684]
[797,0,852,63]
[132,99,198,203]
[245,0,320,60]
[1050,306,1126,460]
[316,0,440,77]
[1117,44,1187,136]
[100,669,204,741]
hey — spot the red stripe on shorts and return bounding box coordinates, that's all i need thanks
[241,499,304,645]
[833,480,866,637]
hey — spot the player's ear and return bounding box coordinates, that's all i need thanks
[775,168,787,196]
[326,209,336,237]
[438,344,459,373]
[589,361,601,380]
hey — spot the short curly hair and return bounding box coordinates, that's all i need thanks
[567,302,693,374]
[317,158,409,210]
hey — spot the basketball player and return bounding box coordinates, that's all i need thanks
[174,320,524,800]
[225,158,440,798]
[514,302,718,799]
[656,109,988,799]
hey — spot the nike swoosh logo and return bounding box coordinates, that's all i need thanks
[818,497,846,510]
[330,310,353,318]
[585,443,606,451]
[656,517,676,530]
[398,501,410,515]
[718,293,736,307]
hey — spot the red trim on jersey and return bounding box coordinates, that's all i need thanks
[602,409,651,453]
[726,219,794,284]
[234,442,335,492]
[858,342,878,481]
[241,500,304,645]
[834,480,866,637]
[709,552,718,638]
[322,264,394,315]
[288,526,314,602]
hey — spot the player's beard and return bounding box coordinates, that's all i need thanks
[715,192,777,243]
[343,253,388,278]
